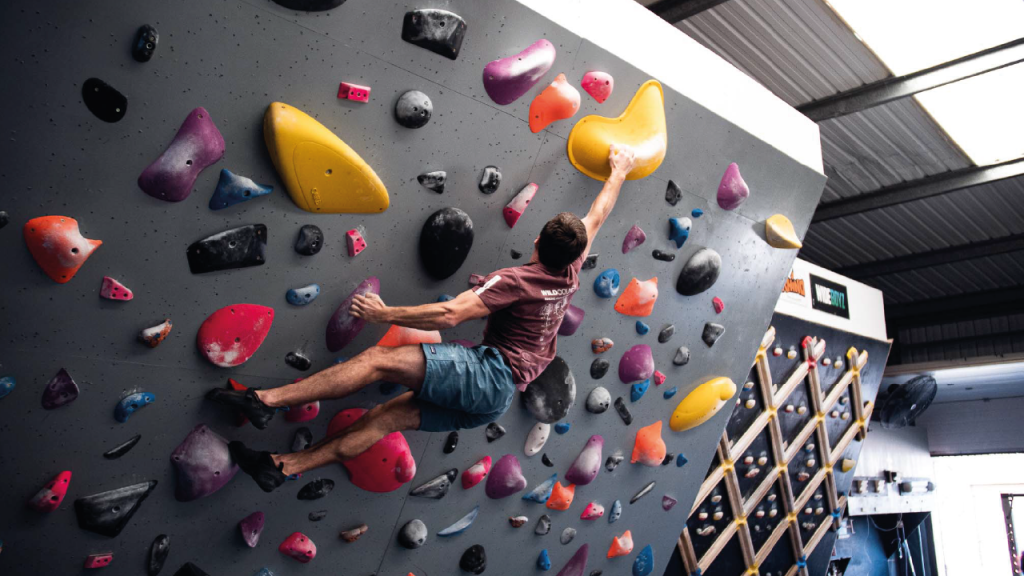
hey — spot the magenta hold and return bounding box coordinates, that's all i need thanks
[29,470,72,512]
[618,344,654,384]
[558,304,585,336]
[138,107,225,202]
[83,553,113,569]
[622,224,647,254]
[284,400,320,423]
[239,511,265,547]
[503,183,538,228]
[565,435,603,486]
[337,82,371,102]
[170,424,239,501]
[717,162,749,211]
[279,531,316,563]
[326,277,380,352]
[485,454,527,499]
[581,71,614,103]
[482,39,557,105]
[99,276,134,301]
[555,543,589,576]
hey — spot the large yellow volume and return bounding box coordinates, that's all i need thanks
[669,377,737,432]
[263,102,389,213]
[566,80,667,181]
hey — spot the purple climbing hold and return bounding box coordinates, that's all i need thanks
[170,424,239,502]
[556,544,590,576]
[326,277,380,352]
[138,107,225,202]
[565,435,603,486]
[622,224,646,254]
[558,304,585,336]
[618,345,654,384]
[717,162,749,210]
[483,39,557,105]
[662,495,677,511]
[485,454,528,499]
[41,368,79,410]
[239,511,265,548]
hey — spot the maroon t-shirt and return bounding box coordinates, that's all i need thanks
[474,254,585,391]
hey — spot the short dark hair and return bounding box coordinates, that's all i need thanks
[537,212,588,270]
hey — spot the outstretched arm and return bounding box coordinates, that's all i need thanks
[350,290,489,331]
[580,144,636,253]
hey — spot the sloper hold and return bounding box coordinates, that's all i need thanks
[483,39,556,105]
[676,247,722,296]
[326,277,379,352]
[298,478,335,500]
[558,304,584,336]
[418,170,447,193]
[239,512,265,547]
[42,368,79,409]
[702,322,725,347]
[139,107,224,202]
[82,78,127,123]
[462,456,492,489]
[171,424,238,501]
[546,481,575,510]
[765,214,803,248]
[521,356,576,423]
[565,435,603,485]
[272,0,346,11]
[347,227,368,256]
[555,422,571,434]
[292,427,313,452]
[633,545,655,576]
[114,391,155,423]
[394,90,433,129]
[264,102,388,213]
[439,505,479,536]
[581,502,604,520]
[186,224,267,274]
[669,377,736,432]
[593,269,620,298]
[74,480,158,537]
[523,473,558,503]
[84,552,113,569]
[615,277,658,317]
[503,183,538,227]
[29,470,72,512]
[100,276,133,300]
[636,321,649,336]
[479,166,502,194]
[631,421,666,467]
[673,347,690,366]
[103,434,141,459]
[590,358,610,379]
[461,544,487,574]
[196,304,274,367]
[401,9,467,60]
[618,344,654,384]
[0,376,12,399]
[209,169,273,210]
[147,534,169,576]
[294,224,324,255]
[337,81,371,102]
[377,325,442,347]
[658,325,675,343]
[586,387,610,413]
[608,530,633,558]
[410,468,457,498]
[717,162,749,210]
[398,519,428,549]
[582,71,614,103]
[567,80,666,181]
[622,225,646,253]
[582,254,598,270]
[327,408,416,492]
[132,25,159,62]
[24,216,102,283]
[279,532,316,563]
[420,207,474,279]
[529,74,581,133]
[668,217,691,248]
[286,284,320,306]
[486,454,527,498]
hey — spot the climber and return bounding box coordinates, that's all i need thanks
[207,145,637,492]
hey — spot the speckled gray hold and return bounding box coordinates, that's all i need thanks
[665,180,682,206]
[614,397,633,425]
[560,527,576,545]
[308,509,328,522]
[658,324,675,343]
[398,518,429,549]
[586,387,611,414]
[395,90,433,129]
[535,514,552,535]
[702,323,725,347]
[297,478,334,500]
[590,358,610,379]
[605,453,624,472]
[409,468,457,499]
[479,166,502,194]
[673,347,691,366]
[418,170,446,193]
[582,254,598,270]
[460,544,487,574]
[521,356,576,423]
[485,422,506,442]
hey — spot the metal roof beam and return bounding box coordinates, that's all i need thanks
[812,158,1024,222]
[646,0,731,24]
[885,286,1024,329]
[836,234,1024,279]
[799,38,1024,121]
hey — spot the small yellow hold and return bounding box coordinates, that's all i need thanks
[840,459,856,473]
[566,80,667,181]
[263,102,389,214]
[764,214,802,248]
[669,377,737,432]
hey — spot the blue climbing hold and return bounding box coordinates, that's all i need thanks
[334,356,349,364]
[114,392,156,423]
[255,568,276,576]
[594,269,621,298]
[609,499,622,523]
[538,549,552,570]
[438,505,479,536]
[208,169,273,210]
[691,208,703,218]
[437,294,455,302]
[676,454,688,467]
[796,555,807,568]
[523,474,558,503]
[633,544,655,576]
[663,386,677,400]
[286,284,321,306]
[554,422,571,434]
[0,376,14,399]
[668,217,691,248]
[635,321,649,335]
[630,379,650,402]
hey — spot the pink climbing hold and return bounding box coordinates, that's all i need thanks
[346,228,367,256]
[485,454,528,499]
[713,297,725,314]
[99,276,133,301]
[580,502,605,520]
[558,304,585,336]
[279,531,317,563]
[29,470,72,512]
[653,370,666,386]
[581,71,614,103]
[83,553,113,569]
[138,107,225,202]
[503,183,538,228]
[622,224,646,254]
[239,511,265,547]
[717,162,749,211]
[469,273,487,285]
[377,324,442,348]
[337,82,371,102]
[326,408,416,492]
[462,456,492,489]
[284,399,320,423]
[196,304,274,368]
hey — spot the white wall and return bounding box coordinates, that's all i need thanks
[920,396,1024,456]
[775,258,888,341]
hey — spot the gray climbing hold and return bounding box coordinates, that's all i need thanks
[673,347,690,366]
[286,351,312,371]
[609,499,622,523]
[652,250,675,262]
[398,518,428,549]
[409,468,457,499]
[309,510,328,522]
[479,166,502,194]
[174,562,211,576]
[41,368,78,410]
[702,323,725,347]
[676,247,722,296]
[75,480,158,537]
[535,514,552,535]
[239,511,265,548]
[662,453,674,466]
[294,225,323,256]
[395,90,433,129]
[665,180,682,206]
[286,284,320,306]
[444,431,459,454]
[297,478,334,500]
[292,427,313,452]
[630,481,655,504]
[605,453,623,472]
[272,0,345,10]
[104,435,141,460]
[209,169,273,210]
[586,387,611,414]
[658,325,675,343]
[401,9,467,60]
[561,527,576,545]
[460,544,487,574]
[147,534,169,576]
[590,358,610,379]
[521,356,576,423]
[439,506,479,537]
[614,397,633,425]
[485,422,506,442]
[418,170,447,193]
[132,24,158,62]
[582,254,598,270]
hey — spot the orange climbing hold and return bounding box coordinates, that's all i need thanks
[631,421,667,467]
[607,530,634,558]
[529,73,580,133]
[23,216,103,283]
[376,325,442,348]
[614,277,658,317]
[546,481,576,511]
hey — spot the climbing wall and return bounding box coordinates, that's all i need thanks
[0,0,826,575]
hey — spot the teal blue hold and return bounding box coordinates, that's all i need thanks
[663,386,678,399]
[554,422,571,434]
[209,169,273,210]
[632,544,655,576]
[523,473,557,503]
[676,453,688,467]
[668,217,690,248]
[115,391,155,423]
[286,284,321,306]
[437,294,455,302]
[0,376,14,399]
[635,321,649,335]
[334,356,349,364]
[630,379,650,402]
[254,568,276,576]
[537,549,552,570]
[594,269,620,298]
[691,208,703,218]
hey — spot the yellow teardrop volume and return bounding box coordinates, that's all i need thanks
[263,102,389,214]
[669,376,737,432]
[765,214,802,249]
[566,80,667,181]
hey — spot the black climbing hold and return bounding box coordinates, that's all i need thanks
[418,171,447,193]
[702,323,725,347]
[186,224,267,274]
[673,346,690,366]
[542,453,554,467]
[309,509,329,522]
[485,422,506,442]
[395,90,433,129]
[398,518,429,549]
[605,454,623,472]
[132,25,159,62]
[103,434,142,459]
[658,324,675,344]
[410,468,458,499]
[82,78,127,123]
[460,544,487,574]
[297,478,335,500]
[294,224,324,256]
[510,249,523,260]
[444,431,459,454]
[614,397,633,425]
[676,247,722,296]
[652,250,675,262]
[271,0,346,11]
[286,351,312,371]
[662,453,675,466]
[590,358,610,379]
[74,480,158,537]
[665,180,682,206]
[582,254,598,270]
[292,427,313,452]
[479,166,502,194]
[591,571,603,576]
[0,211,8,229]
[630,481,655,504]
[521,356,576,423]
[147,534,170,576]
[173,563,210,576]
[401,9,467,60]
[420,207,474,280]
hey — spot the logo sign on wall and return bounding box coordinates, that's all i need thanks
[810,274,850,318]
[780,268,809,308]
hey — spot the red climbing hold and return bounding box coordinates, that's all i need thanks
[279,532,316,563]
[713,297,725,314]
[462,456,492,489]
[529,74,581,133]
[29,470,72,512]
[327,408,416,492]
[503,183,538,228]
[83,553,113,569]
[196,304,274,367]
[581,71,614,103]
[346,228,367,256]
[23,216,103,283]
[99,277,134,301]
[614,277,658,317]
[377,325,442,348]
[653,370,666,386]
[337,82,371,103]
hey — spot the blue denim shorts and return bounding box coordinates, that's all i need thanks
[416,343,515,432]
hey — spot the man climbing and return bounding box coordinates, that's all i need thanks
[208,145,637,493]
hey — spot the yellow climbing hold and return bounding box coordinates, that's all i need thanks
[669,377,737,432]
[263,102,389,214]
[765,214,802,248]
[567,80,667,181]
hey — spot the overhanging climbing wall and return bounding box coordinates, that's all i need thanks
[0,0,826,575]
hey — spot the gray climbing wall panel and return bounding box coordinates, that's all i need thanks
[0,0,825,574]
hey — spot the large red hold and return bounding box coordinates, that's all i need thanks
[29,470,72,512]
[326,408,416,492]
[24,216,103,283]
[196,304,274,367]
[279,531,316,563]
